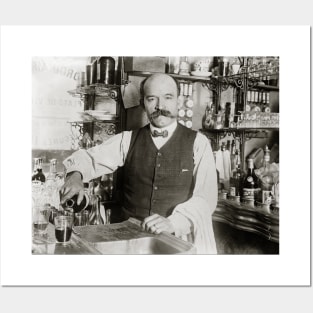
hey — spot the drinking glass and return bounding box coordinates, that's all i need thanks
[32,198,51,237]
[54,215,73,244]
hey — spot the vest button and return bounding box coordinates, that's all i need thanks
[156,163,161,168]
[157,152,162,156]
[154,186,158,190]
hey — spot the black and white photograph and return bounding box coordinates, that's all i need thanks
[31,56,280,256]
[0,25,310,292]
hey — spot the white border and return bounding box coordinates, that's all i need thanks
[0,25,311,286]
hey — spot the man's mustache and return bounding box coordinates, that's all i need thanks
[149,109,174,119]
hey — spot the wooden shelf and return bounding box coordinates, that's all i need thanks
[127,71,214,83]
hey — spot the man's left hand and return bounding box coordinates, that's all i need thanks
[141,214,175,235]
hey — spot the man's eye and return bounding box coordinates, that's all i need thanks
[166,96,173,100]
[147,97,155,102]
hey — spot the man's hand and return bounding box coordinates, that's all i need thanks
[59,171,84,205]
[141,214,175,235]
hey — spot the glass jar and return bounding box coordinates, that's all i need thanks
[98,56,115,85]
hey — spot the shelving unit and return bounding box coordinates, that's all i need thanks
[127,58,279,172]
[67,81,126,206]
[67,83,126,147]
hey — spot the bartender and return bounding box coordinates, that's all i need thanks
[60,73,218,254]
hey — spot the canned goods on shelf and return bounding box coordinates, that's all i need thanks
[186,99,194,108]
[185,120,192,128]
[186,109,193,117]
[178,109,185,117]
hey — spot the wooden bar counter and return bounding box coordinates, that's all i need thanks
[212,199,279,254]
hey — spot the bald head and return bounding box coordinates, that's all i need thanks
[140,73,180,100]
[140,73,180,128]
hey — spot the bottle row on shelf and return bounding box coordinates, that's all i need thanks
[215,144,279,214]
[203,102,279,130]
[167,56,279,81]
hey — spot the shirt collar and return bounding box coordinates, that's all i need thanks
[149,120,177,137]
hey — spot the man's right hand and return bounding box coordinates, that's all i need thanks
[59,171,85,205]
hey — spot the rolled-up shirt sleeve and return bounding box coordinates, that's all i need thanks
[63,131,132,183]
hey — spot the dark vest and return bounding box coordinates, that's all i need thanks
[122,124,197,220]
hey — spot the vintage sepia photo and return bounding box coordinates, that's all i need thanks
[32,56,279,255]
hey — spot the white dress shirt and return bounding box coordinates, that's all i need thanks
[63,121,218,253]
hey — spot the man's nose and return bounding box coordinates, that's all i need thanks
[155,98,165,110]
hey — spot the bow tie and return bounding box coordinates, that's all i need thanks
[152,129,168,138]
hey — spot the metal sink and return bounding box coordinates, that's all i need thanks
[92,236,182,254]
[73,218,196,255]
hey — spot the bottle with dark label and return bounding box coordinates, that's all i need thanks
[32,157,46,183]
[242,158,260,203]
[98,56,115,85]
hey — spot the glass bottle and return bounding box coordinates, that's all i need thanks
[246,90,252,112]
[242,158,260,204]
[44,159,59,208]
[229,150,242,198]
[63,193,89,213]
[221,142,231,191]
[262,92,271,113]
[259,146,274,204]
[231,57,241,75]
[178,83,185,109]
[32,157,46,183]
[168,56,180,74]
[98,56,115,85]
[213,151,221,191]
[91,57,98,85]
[86,64,91,86]
[203,102,214,129]
[46,159,57,182]
[269,57,279,86]
[178,57,190,76]
[89,195,104,225]
[222,57,229,76]
[230,142,237,172]
[94,177,110,202]
[87,181,104,225]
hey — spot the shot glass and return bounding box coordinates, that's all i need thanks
[74,212,83,226]
[63,208,75,224]
[82,210,90,226]
[54,215,73,244]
